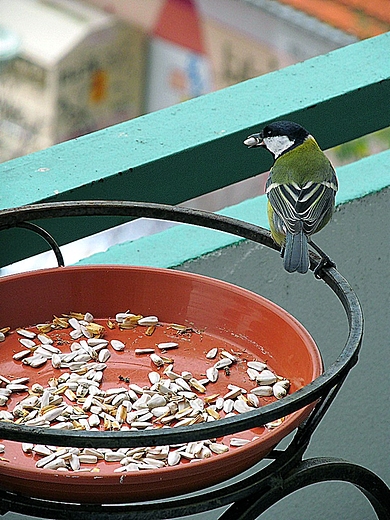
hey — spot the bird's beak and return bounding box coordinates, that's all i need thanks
[243,133,264,148]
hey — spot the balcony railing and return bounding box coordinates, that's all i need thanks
[0,31,389,269]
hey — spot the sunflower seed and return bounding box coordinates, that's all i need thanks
[40,344,61,354]
[51,354,62,368]
[32,346,53,359]
[223,399,234,413]
[104,451,126,462]
[78,454,98,464]
[116,404,128,423]
[214,358,232,370]
[273,382,288,399]
[266,418,285,429]
[206,407,220,420]
[128,383,143,395]
[223,387,243,400]
[12,377,30,385]
[87,338,108,347]
[88,414,101,427]
[206,367,218,383]
[205,347,218,359]
[82,448,104,459]
[70,453,81,470]
[68,317,80,330]
[41,406,67,422]
[167,450,181,466]
[138,316,159,326]
[17,328,36,339]
[250,385,273,397]
[98,349,111,362]
[247,361,267,372]
[150,353,164,367]
[19,338,36,349]
[23,355,47,368]
[6,383,29,393]
[37,334,53,345]
[147,394,166,409]
[247,393,260,407]
[247,367,261,381]
[148,371,160,385]
[33,445,53,456]
[115,312,135,323]
[230,438,250,447]
[199,446,212,458]
[209,442,229,454]
[70,329,83,340]
[36,452,57,468]
[234,400,253,414]
[256,370,278,385]
[135,348,155,355]
[157,342,178,351]
[131,420,153,429]
[220,350,238,363]
[13,350,31,361]
[110,339,125,351]
[189,378,207,393]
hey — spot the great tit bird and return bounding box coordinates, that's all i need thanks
[244,121,338,275]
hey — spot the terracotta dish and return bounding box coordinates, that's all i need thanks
[0,266,322,502]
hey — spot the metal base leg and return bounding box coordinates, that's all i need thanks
[220,457,390,520]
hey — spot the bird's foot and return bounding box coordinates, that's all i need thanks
[313,254,336,279]
[308,239,336,279]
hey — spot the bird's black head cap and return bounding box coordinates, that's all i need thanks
[261,121,309,144]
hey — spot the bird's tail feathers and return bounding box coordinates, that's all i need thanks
[284,231,309,274]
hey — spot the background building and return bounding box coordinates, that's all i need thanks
[0,0,145,162]
[1,0,389,163]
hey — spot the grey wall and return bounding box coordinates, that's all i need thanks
[175,187,390,519]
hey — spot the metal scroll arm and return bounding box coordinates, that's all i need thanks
[14,221,64,267]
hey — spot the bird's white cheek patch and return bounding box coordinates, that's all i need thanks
[263,136,295,158]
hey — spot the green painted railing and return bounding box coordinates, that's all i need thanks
[1,31,389,268]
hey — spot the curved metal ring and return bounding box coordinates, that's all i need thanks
[0,201,363,448]
[15,221,65,267]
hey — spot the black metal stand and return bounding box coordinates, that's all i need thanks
[0,201,389,519]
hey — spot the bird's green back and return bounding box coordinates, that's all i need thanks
[270,136,335,185]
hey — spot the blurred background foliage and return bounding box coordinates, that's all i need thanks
[331,127,390,165]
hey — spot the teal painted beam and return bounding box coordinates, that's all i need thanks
[0,32,389,267]
[76,148,390,269]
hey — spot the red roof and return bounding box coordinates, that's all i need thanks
[278,0,390,39]
[154,0,204,53]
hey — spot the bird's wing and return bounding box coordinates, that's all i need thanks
[266,179,337,235]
